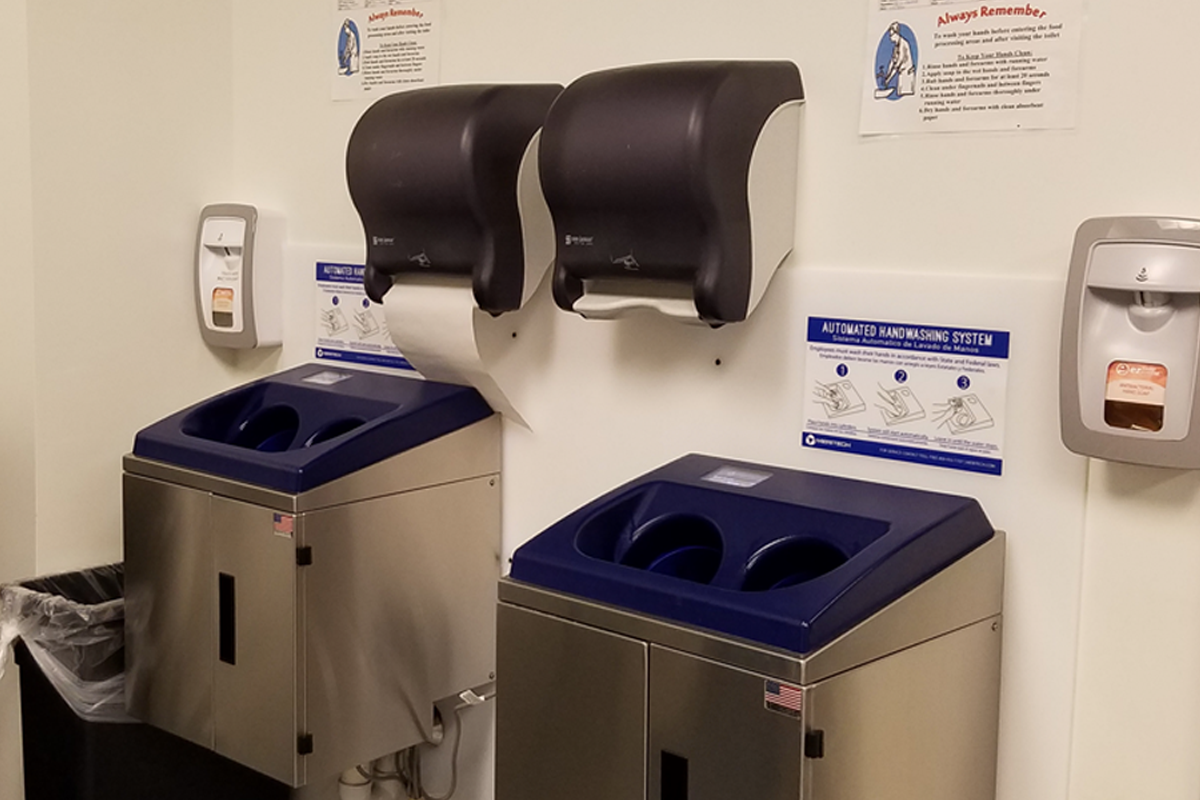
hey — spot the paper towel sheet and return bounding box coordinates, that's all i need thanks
[383,280,527,427]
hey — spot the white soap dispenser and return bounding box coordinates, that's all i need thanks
[195,204,284,348]
[1060,216,1200,467]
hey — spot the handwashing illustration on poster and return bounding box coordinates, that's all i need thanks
[314,262,412,370]
[332,0,442,101]
[860,0,1082,134]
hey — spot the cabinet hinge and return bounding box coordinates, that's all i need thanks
[298,733,314,755]
[296,546,313,567]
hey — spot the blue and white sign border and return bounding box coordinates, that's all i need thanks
[802,316,1010,476]
[314,261,413,372]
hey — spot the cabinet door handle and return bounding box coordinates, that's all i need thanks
[805,729,825,759]
[661,751,687,800]
[218,572,236,665]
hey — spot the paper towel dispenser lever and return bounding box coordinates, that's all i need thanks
[346,83,563,314]
[539,60,804,326]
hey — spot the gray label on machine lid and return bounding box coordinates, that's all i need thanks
[302,370,355,386]
[701,466,773,488]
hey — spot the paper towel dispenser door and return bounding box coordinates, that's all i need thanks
[1060,216,1200,467]
[538,60,804,326]
[345,83,563,314]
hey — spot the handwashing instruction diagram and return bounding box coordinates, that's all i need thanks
[332,0,442,101]
[803,316,1010,475]
[935,393,994,434]
[315,262,412,370]
[877,383,925,425]
[860,0,1082,134]
[813,380,867,418]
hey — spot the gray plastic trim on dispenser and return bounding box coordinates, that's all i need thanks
[1060,216,1200,468]
[195,204,261,349]
[345,83,563,314]
[539,60,804,326]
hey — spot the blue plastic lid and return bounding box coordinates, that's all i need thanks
[509,454,994,654]
[133,365,493,493]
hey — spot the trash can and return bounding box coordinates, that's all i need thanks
[0,563,289,800]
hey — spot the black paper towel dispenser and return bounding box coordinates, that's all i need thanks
[346,83,563,314]
[539,61,804,326]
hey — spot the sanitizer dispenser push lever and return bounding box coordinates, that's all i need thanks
[1060,216,1200,467]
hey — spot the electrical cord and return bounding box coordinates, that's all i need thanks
[419,705,464,800]
[421,686,494,800]
[351,687,493,800]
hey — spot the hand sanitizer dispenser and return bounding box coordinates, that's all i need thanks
[1060,216,1200,467]
[195,204,284,348]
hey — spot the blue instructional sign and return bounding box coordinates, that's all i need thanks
[802,316,1009,476]
[314,262,412,371]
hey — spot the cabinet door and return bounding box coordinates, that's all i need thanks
[212,497,301,786]
[805,618,1001,800]
[303,475,500,780]
[649,646,802,800]
[496,605,648,800]
[124,474,213,748]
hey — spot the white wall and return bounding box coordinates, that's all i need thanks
[1056,6,1200,797]
[1070,462,1200,799]
[0,1,36,797]
[24,1,265,574]
[0,0,36,591]
[5,1,1200,799]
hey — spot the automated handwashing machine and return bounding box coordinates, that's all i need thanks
[123,364,500,791]
[497,454,1003,800]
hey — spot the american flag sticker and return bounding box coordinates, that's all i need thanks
[764,679,803,718]
[273,513,295,538]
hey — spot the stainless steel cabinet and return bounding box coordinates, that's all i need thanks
[212,494,300,783]
[125,416,501,787]
[805,618,1001,800]
[496,606,648,800]
[649,646,802,800]
[496,606,803,800]
[497,533,1003,800]
[124,476,217,751]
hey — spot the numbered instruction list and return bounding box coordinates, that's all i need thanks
[860,0,1082,133]
[332,0,441,101]
[314,262,412,371]
[802,316,1010,476]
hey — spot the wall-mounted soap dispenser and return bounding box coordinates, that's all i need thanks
[538,60,804,326]
[1061,216,1200,467]
[345,83,564,314]
[195,204,284,348]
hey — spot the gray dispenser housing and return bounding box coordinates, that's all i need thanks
[539,60,804,325]
[1061,216,1200,468]
[345,83,563,314]
[122,365,500,789]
